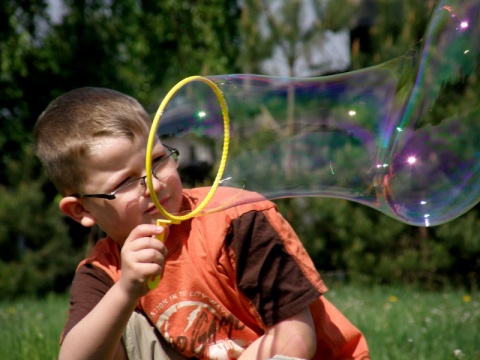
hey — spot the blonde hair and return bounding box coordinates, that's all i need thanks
[34,87,151,195]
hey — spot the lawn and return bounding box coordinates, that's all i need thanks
[0,293,67,360]
[328,284,480,360]
[0,285,478,359]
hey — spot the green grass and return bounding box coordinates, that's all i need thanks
[0,285,478,359]
[0,293,68,360]
[327,284,480,360]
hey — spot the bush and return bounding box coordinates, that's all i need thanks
[277,197,479,289]
[0,155,84,298]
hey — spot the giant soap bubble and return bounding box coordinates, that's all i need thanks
[147,0,480,227]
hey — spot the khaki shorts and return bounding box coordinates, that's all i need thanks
[123,311,187,360]
[123,311,306,360]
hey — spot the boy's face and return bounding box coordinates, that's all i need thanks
[73,135,183,244]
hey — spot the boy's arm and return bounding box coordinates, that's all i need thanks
[238,306,316,360]
[59,224,167,360]
[59,281,137,360]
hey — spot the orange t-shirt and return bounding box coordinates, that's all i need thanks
[66,187,369,359]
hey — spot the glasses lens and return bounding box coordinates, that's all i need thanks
[114,177,146,197]
[153,150,179,181]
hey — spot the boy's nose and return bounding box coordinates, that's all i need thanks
[142,173,165,197]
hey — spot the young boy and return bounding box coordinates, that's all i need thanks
[34,87,369,360]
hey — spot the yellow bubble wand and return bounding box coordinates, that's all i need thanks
[145,76,230,289]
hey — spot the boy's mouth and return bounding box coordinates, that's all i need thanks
[159,196,169,208]
[146,197,168,214]
[146,204,159,214]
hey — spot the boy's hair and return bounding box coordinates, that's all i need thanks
[34,87,151,195]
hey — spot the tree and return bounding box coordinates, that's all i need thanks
[0,0,243,297]
[0,0,478,296]
[351,0,436,69]
[0,0,84,297]
[238,0,359,76]
[135,0,241,109]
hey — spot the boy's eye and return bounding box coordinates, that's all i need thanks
[112,177,135,192]
[153,155,165,165]
[152,155,166,171]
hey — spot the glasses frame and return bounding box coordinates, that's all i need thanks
[70,145,179,200]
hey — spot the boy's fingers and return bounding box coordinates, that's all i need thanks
[125,238,168,258]
[125,224,165,243]
[135,247,166,265]
[140,263,164,286]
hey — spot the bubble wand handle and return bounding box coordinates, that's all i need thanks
[147,219,172,290]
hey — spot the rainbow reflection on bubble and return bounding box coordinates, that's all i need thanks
[151,0,480,227]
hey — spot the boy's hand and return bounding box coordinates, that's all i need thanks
[119,224,168,298]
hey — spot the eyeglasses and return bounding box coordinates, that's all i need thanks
[70,145,179,200]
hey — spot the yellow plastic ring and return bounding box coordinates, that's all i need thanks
[146,76,230,223]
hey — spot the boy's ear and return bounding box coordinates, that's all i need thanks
[59,196,97,228]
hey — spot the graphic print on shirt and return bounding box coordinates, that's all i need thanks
[151,290,250,359]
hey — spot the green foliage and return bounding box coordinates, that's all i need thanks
[0,0,242,298]
[351,0,436,69]
[0,153,82,298]
[434,210,480,288]
[0,0,478,298]
[278,197,479,289]
[130,0,241,106]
